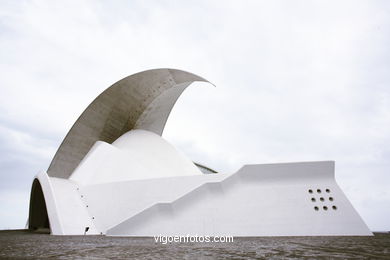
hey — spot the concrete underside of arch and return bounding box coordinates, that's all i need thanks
[35,160,372,236]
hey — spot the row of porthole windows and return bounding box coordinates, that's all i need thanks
[314,206,337,211]
[77,187,95,221]
[311,197,334,202]
[308,188,330,194]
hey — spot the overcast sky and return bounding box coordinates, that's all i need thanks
[0,0,389,231]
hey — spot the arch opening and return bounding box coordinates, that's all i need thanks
[28,179,50,233]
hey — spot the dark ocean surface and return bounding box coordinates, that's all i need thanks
[0,230,389,259]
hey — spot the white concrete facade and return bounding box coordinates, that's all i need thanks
[28,69,372,236]
[70,130,202,185]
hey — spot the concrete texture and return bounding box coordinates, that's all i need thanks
[1,231,389,259]
[47,69,209,179]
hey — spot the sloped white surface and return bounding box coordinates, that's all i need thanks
[106,161,372,236]
[40,161,371,236]
[70,130,202,185]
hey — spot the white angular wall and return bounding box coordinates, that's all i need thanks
[69,130,202,185]
[33,131,372,236]
[106,161,372,236]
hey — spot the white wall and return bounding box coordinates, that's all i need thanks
[35,131,371,236]
[69,130,202,185]
[107,161,372,236]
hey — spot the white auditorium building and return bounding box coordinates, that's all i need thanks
[28,69,372,236]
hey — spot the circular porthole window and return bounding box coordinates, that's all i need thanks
[323,206,328,210]
[320,197,324,202]
[326,189,330,193]
[329,197,334,201]
[311,198,316,202]
[314,206,319,211]
[332,206,337,210]
[317,189,321,193]
[308,189,313,193]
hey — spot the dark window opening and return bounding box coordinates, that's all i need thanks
[194,162,218,174]
[28,179,50,233]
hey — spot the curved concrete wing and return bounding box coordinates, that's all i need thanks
[47,69,210,178]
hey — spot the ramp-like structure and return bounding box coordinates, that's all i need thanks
[28,69,372,236]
